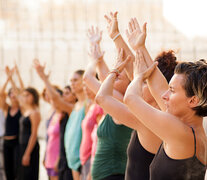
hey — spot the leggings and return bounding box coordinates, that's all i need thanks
[3,139,19,180]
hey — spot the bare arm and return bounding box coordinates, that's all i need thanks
[126,18,168,111]
[14,63,25,90]
[84,45,124,102]
[104,12,134,80]
[87,26,109,82]
[33,59,74,114]
[96,72,141,128]
[124,51,192,144]
[22,111,40,166]
[0,74,10,111]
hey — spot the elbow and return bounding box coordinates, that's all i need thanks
[123,93,134,106]
[95,93,105,106]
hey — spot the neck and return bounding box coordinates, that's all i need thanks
[11,103,19,109]
[150,100,160,110]
[180,112,203,129]
[24,104,37,112]
[76,91,86,102]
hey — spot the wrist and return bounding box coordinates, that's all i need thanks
[134,45,146,52]
[112,33,121,41]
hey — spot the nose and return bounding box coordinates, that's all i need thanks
[161,89,169,101]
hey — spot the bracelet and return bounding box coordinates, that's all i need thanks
[112,33,120,41]
[108,68,120,77]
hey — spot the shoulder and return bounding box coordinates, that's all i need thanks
[29,109,41,122]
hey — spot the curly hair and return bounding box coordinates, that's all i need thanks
[155,50,178,82]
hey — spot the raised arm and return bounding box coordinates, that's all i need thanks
[124,51,191,144]
[104,12,135,80]
[126,18,168,111]
[14,62,25,90]
[22,110,40,166]
[95,50,144,128]
[0,67,12,111]
[33,59,74,114]
[83,46,123,102]
[87,26,109,82]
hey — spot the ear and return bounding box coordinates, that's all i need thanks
[188,96,200,108]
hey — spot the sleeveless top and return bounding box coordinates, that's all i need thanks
[19,116,38,145]
[125,130,155,180]
[5,107,21,136]
[150,128,206,180]
[59,113,69,171]
[64,105,85,171]
[45,113,61,168]
[80,104,103,165]
[91,114,132,180]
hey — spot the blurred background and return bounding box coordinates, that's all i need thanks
[0,0,206,179]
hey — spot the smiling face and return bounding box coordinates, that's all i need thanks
[161,74,193,117]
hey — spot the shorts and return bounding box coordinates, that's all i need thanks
[46,168,58,177]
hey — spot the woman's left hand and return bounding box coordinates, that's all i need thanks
[87,26,103,45]
[22,153,30,166]
[133,50,157,80]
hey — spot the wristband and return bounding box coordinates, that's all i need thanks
[112,33,120,41]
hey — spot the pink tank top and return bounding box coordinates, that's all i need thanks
[45,113,62,168]
[80,104,103,165]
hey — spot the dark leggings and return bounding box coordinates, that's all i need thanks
[59,168,73,180]
[18,143,39,180]
[3,139,19,180]
[101,174,125,180]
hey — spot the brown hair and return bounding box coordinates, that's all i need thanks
[175,59,207,117]
[155,50,178,82]
[25,87,39,107]
[74,70,85,76]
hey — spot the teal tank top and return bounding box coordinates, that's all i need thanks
[91,114,132,180]
[64,106,85,171]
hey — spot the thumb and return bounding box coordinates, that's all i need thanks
[120,55,132,70]
[142,22,147,34]
[143,61,158,79]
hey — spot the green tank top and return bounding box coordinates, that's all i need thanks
[91,114,132,180]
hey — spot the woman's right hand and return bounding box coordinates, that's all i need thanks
[33,59,49,81]
[104,11,120,39]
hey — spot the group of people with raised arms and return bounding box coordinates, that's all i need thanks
[0,11,206,180]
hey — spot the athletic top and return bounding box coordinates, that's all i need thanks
[91,114,132,180]
[19,116,38,145]
[125,130,155,180]
[80,104,103,165]
[150,128,206,180]
[64,106,85,171]
[5,107,21,136]
[59,113,69,171]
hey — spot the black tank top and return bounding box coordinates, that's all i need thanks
[150,128,206,180]
[5,107,21,136]
[125,130,155,180]
[19,116,37,145]
[59,113,69,171]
